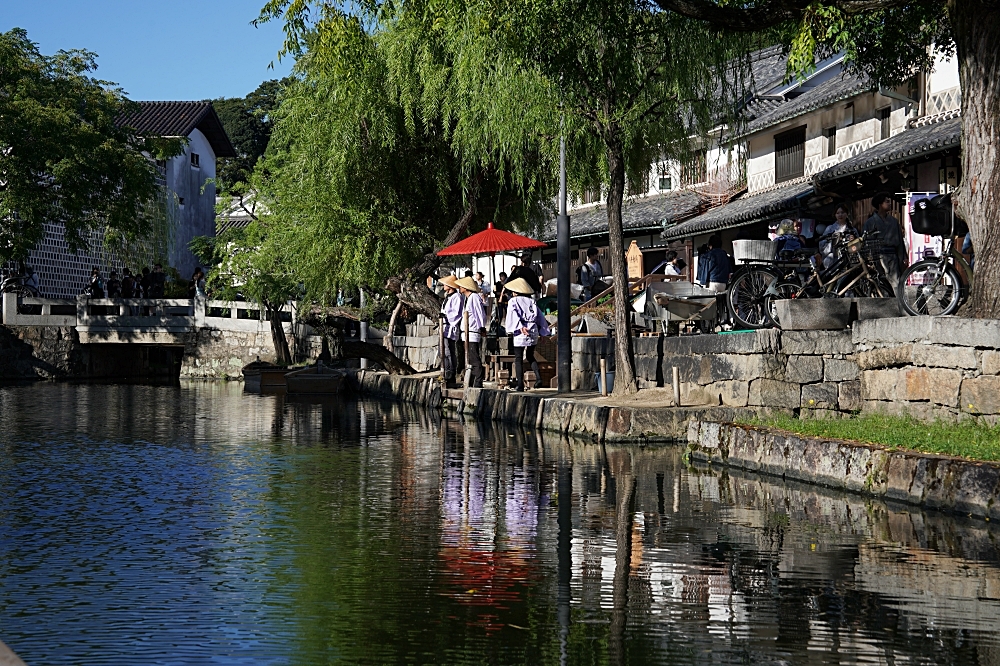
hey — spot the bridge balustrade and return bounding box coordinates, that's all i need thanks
[2,292,297,338]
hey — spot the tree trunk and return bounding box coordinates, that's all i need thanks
[342,340,416,374]
[384,299,403,351]
[950,0,1000,318]
[605,129,638,394]
[609,470,636,666]
[268,305,293,365]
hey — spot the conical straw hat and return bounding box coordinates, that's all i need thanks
[504,277,534,294]
[440,274,460,289]
[455,276,480,292]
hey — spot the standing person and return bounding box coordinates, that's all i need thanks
[577,247,605,300]
[439,275,465,387]
[494,271,508,296]
[475,271,491,296]
[695,244,710,286]
[507,252,542,295]
[150,263,166,298]
[121,269,136,298]
[189,267,206,297]
[106,271,121,298]
[86,267,105,298]
[456,276,486,388]
[702,235,731,292]
[504,278,551,391]
[666,258,687,276]
[139,267,152,298]
[864,192,904,287]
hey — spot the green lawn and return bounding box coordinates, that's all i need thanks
[743,413,1000,463]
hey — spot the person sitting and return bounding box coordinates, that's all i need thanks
[772,219,803,259]
[666,258,687,276]
[819,204,857,269]
[475,271,491,296]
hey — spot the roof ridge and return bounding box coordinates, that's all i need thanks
[909,108,961,128]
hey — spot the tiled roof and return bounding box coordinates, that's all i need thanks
[119,101,237,157]
[661,180,813,241]
[538,189,703,242]
[814,115,961,183]
[742,72,872,136]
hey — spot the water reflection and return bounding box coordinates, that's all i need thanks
[0,382,998,664]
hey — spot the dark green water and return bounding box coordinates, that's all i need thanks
[1,382,999,665]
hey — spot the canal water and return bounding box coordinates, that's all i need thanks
[1,383,999,665]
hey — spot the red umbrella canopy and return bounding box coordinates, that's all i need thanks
[436,222,547,256]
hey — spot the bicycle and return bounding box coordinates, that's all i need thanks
[897,193,972,316]
[763,230,893,327]
[726,258,797,330]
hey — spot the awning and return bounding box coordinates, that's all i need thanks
[815,113,961,186]
[660,180,813,241]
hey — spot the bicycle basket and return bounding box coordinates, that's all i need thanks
[911,194,969,237]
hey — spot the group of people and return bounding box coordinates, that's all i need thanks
[439,251,550,392]
[83,264,207,299]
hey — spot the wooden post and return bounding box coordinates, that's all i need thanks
[672,366,680,406]
[599,358,608,396]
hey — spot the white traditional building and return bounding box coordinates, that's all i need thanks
[7,101,235,298]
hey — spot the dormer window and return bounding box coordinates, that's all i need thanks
[191,153,200,168]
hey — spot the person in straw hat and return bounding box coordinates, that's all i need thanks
[439,274,465,386]
[456,275,487,387]
[504,277,550,391]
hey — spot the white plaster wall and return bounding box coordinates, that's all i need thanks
[929,51,960,94]
[166,129,217,278]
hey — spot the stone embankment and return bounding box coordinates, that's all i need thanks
[688,420,1000,520]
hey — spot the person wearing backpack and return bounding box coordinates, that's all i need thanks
[504,277,550,391]
[577,247,605,300]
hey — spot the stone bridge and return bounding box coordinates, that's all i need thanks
[1,293,321,380]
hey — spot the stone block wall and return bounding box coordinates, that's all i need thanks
[854,316,1000,421]
[576,328,860,414]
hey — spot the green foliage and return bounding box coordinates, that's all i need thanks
[781,2,952,86]
[213,78,291,194]
[747,412,1000,463]
[251,2,556,304]
[190,224,298,312]
[0,28,181,264]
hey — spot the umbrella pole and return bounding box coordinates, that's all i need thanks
[490,253,496,293]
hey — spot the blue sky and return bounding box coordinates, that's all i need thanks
[1,0,296,100]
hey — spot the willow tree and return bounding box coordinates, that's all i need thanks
[259,0,759,395]
[653,0,1000,318]
[252,4,555,320]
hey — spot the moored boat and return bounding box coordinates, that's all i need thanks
[284,363,345,394]
[242,358,288,392]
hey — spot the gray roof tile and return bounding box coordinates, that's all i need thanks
[661,180,813,241]
[539,189,703,242]
[742,72,872,136]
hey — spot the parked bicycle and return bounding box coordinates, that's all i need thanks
[763,230,894,326]
[897,193,973,316]
[727,230,891,329]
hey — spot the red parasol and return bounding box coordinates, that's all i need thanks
[437,222,547,291]
[436,222,546,256]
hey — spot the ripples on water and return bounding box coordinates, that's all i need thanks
[0,382,999,664]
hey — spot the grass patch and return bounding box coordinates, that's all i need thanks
[741,413,1000,463]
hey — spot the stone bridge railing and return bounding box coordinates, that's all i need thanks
[2,292,297,343]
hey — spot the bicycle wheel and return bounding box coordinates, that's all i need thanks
[850,275,895,298]
[727,267,779,330]
[898,260,961,316]
[763,280,804,328]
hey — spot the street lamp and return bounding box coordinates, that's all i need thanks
[557,130,571,393]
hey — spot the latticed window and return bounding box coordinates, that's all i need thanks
[774,126,805,183]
